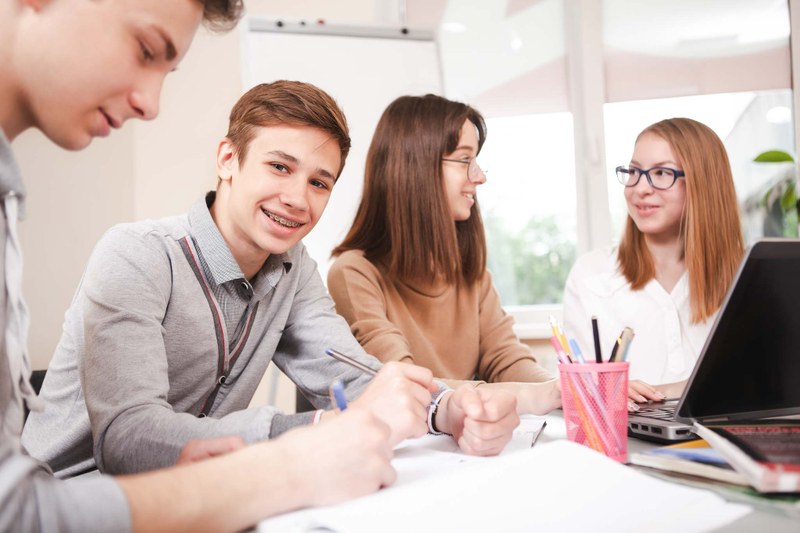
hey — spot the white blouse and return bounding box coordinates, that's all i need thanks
[562,246,716,385]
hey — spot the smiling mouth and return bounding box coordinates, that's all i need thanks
[263,208,304,228]
[99,109,119,129]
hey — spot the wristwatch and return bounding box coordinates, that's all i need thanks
[427,388,454,435]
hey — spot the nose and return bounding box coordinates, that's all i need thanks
[128,73,165,121]
[280,177,309,212]
[470,162,488,185]
[471,167,487,185]
[632,171,654,194]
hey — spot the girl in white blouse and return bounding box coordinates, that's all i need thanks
[563,118,744,409]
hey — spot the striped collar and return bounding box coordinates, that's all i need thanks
[187,192,292,292]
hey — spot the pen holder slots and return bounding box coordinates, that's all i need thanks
[558,362,629,463]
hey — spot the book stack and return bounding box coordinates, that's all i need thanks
[693,422,800,493]
[630,438,748,486]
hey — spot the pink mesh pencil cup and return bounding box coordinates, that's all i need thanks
[558,362,629,462]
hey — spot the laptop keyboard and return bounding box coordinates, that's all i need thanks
[637,403,677,420]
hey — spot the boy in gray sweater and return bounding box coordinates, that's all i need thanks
[23,79,520,477]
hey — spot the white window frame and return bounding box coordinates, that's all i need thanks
[510,0,610,339]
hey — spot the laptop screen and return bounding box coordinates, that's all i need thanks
[677,240,800,423]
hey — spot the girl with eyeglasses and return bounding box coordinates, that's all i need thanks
[563,118,744,409]
[328,94,561,417]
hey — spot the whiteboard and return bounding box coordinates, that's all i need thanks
[242,26,443,282]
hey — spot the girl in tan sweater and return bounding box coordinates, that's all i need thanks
[329,94,561,415]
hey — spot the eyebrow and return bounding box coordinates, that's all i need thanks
[266,150,336,181]
[153,25,177,61]
[630,160,679,167]
[451,145,477,156]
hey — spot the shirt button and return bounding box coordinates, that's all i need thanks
[240,281,253,297]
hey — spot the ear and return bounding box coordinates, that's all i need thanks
[216,138,237,182]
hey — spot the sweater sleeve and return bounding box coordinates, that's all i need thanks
[476,272,553,383]
[0,440,131,532]
[268,246,379,413]
[81,227,281,475]
[327,252,416,365]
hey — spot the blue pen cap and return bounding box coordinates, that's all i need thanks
[330,379,348,411]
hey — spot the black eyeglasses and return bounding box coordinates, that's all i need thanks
[616,166,685,190]
[442,158,487,182]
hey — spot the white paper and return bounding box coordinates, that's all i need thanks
[259,416,749,533]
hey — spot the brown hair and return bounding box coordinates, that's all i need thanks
[332,94,487,285]
[198,0,245,32]
[617,117,744,323]
[225,80,351,177]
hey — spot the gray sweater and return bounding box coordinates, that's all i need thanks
[0,132,130,530]
[23,195,377,476]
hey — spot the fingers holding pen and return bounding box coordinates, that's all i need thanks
[352,361,434,444]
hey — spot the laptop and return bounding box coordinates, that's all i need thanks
[627,239,800,443]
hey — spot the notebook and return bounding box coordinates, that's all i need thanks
[628,239,800,443]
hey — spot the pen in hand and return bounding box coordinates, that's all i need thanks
[326,348,379,376]
[330,379,348,411]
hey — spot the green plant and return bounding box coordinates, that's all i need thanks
[753,150,797,238]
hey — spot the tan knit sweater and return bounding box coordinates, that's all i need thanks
[327,250,553,383]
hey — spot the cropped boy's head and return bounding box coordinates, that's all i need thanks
[197,0,245,32]
[7,0,243,150]
[225,80,351,178]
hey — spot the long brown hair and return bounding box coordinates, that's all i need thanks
[618,117,744,323]
[332,94,487,285]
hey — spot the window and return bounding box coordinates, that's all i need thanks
[439,0,793,337]
[482,113,576,306]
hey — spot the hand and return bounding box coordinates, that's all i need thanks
[276,408,396,507]
[437,385,519,456]
[176,435,246,465]
[627,379,667,410]
[351,361,438,445]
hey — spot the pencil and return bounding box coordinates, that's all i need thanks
[609,337,620,362]
[568,338,586,364]
[325,348,379,376]
[591,316,603,363]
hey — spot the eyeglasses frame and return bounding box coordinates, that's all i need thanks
[442,157,487,183]
[615,165,685,190]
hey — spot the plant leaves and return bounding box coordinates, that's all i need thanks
[753,150,795,163]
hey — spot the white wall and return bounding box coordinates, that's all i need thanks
[15,26,243,370]
[16,127,135,368]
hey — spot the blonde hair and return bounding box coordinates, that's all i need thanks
[617,118,744,323]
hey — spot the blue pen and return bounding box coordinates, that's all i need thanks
[568,338,586,363]
[329,379,348,411]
